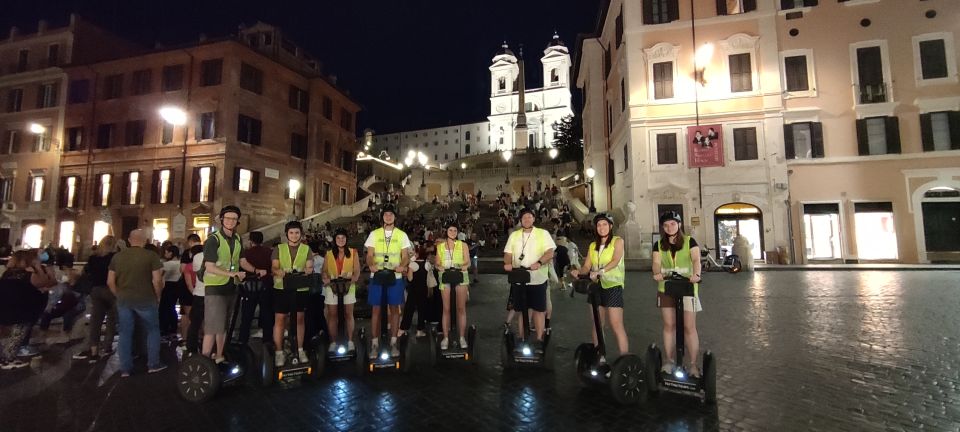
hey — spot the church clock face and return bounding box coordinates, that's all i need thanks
[495,104,506,113]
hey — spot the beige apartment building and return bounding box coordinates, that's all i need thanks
[57,22,360,252]
[578,0,959,263]
[0,15,140,250]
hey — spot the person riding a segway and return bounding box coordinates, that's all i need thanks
[315,228,362,374]
[270,221,315,369]
[432,221,477,364]
[646,211,717,403]
[363,205,412,369]
[502,208,556,368]
[570,213,646,404]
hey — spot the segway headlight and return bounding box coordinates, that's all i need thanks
[521,346,532,356]
[380,352,390,361]
[675,369,685,379]
[590,370,598,377]
[231,366,241,375]
[337,346,347,355]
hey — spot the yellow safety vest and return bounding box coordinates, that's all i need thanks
[588,236,625,289]
[274,243,310,291]
[439,239,469,286]
[657,235,699,296]
[371,228,407,278]
[202,230,242,287]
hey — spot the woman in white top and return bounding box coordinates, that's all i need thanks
[159,245,184,338]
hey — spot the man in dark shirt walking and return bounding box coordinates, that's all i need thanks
[239,231,273,345]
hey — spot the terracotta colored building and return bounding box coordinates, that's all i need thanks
[57,22,360,251]
[0,15,141,251]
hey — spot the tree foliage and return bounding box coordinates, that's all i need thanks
[551,115,583,163]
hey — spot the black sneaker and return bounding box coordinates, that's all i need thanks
[148,364,168,374]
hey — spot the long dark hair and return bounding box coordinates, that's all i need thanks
[593,226,614,251]
[334,232,351,259]
[658,223,686,253]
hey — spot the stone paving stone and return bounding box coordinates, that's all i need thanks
[1,271,960,431]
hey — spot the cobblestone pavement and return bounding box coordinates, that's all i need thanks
[1,271,959,432]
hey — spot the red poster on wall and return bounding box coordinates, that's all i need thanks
[687,125,724,168]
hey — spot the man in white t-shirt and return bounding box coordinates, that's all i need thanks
[503,208,555,346]
[185,248,205,353]
[363,205,411,357]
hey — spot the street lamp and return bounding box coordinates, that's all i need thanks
[503,150,513,184]
[29,123,46,134]
[586,167,597,213]
[159,106,188,126]
[417,151,428,187]
[548,148,558,159]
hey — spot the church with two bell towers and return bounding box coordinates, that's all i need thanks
[367,34,573,168]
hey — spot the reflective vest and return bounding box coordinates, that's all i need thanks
[202,230,242,287]
[274,243,310,291]
[323,248,357,294]
[588,236,625,289]
[439,239,469,286]
[508,227,550,283]
[371,228,408,278]
[657,235,699,295]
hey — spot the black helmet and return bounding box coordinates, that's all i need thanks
[381,204,397,219]
[334,227,349,239]
[518,207,536,219]
[219,205,241,219]
[659,211,682,226]
[593,212,614,227]
[284,220,303,233]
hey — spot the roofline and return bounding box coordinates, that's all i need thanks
[573,0,610,86]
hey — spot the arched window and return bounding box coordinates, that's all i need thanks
[551,68,559,83]
[498,77,506,91]
[465,144,471,154]
[465,131,471,141]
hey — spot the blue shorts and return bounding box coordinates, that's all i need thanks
[368,277,405,306]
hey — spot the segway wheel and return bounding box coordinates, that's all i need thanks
[574,343,596,387]
[400,334,414,372]
[311,333,329,380]
[645,344,661,395]
[609,354,647,405]
[702,351,717,404]
[501,333,514,370]
[261,342,276,387]
[176,354,221,403]
[542,339,555,371]
[246,339,264,387]
[729,257,742,273]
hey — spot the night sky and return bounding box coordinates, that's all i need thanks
[2,0,601,134]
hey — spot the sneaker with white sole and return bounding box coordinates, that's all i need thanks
[369,341,379,359]
[390,342,400,357]
[459,337,468,349]
[440,337,449,350]
[328,343,337,353]
[1,360,29,370]
[347,341,355,351]
[275,351,285,367]
[148,364,168,374]
[298,349,309,364]
[661,362,674,374]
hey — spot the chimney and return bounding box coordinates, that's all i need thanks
[329,74,338,85]
[38,20,48,34]
[198,33,207,42]
[9,26,19,40]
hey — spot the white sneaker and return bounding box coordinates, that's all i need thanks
[274,351,285,367]
[369,341,379,359]
[298,349,309,364]
[661,362,674,374]
[328,342,337,353]
[347,341,355,351]
[459,337,468,349]
[440,337,449,350]
[390,342,400,357]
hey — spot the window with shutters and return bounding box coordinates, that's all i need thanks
[102,74,123,99]
[68,80,89,104]
[340,108,353,132]
[729,53,752,93]
[96,174,111,207]
[656,133,678,165]
[29,175,45,202]
[37,83,57,108]
[47,44,60,67]
[912,33,957,86]
[733,127,758,161]
[124,171,141,205]
[2,130,19,154]
[131,69,152,95]
[783,122,824,160]
[289,85,309,113]
[155,169,173,204]
[125,120,146,146]
[652,62,674,100]
[322,96,333,119]
[291,133,307,158]
[199,112,216,140]
[717,0,756,15]
[162,65,184,92]
[920,111,960,152]
[66,127,83,151]
[60,176,79,208]
[97,124,114,149]
[237,115,262,145]
[0,178,12,203]
[7,88,23,112]
[192,166,214,202]
[779,0,817,10]
[340,188,348,205]
[856,116,900,156]
[240,63,263,94]
[851,41,891,105]
[200,59,223,87]
[322,182,331,202]
[161,122,174,145]
[237,168,253,192]
[643,0,678,25]
[781,50,816,97]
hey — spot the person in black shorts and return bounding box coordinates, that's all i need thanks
[570,213,629,356]
[271,221,314,366]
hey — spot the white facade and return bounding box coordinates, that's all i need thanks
[369,36,573,168]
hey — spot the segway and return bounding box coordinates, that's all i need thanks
[645,273,717,403]
[500,268,554,370]
[428,268,478,366]
[312,277,365,377]
[176,279,259,403]
[261,272,314,386]
[360,269,413,373]
[570,276,647,405]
